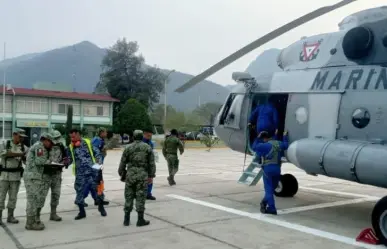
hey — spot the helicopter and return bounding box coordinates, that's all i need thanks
[173,1,387,245]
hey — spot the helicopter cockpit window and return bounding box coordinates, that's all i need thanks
[352,108,370,129]
[219,94,244,129]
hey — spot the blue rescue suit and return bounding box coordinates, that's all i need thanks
[142,138,154,197]
[67,139,102,206]
[249,103,279,146]
[253,135,288,212]
[81,136,106,201]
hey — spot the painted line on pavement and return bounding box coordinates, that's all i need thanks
[299,186,381,200]
[167,194,383,249]
[277,197,377,215]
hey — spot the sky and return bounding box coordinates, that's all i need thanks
[0,0,385,86]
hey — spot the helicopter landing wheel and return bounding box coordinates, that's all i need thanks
[274,174,298,198]
[371,196,387,245]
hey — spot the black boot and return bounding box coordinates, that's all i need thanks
[260,201,267,214]
[98,203,107,217]
[136,211,150,227]
[95,200,109,206]
[171,175,176,185]
[74,201,88,207]
[74,205,86,220]
[123,212,130,226]
[167,176,173,186]
[146,195,156,200]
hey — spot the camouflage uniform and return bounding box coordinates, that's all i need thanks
[23,132,54,231]
[45,130,68,222]
[162,131,184,185]
[0,128,28,225]
[68,137,106,220]
[118,130,156,227]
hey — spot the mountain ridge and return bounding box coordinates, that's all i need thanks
[0,42,283,111]
[0,41,230,111]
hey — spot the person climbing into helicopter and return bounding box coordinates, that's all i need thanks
[248,96,279,146]
[253,130,289,215]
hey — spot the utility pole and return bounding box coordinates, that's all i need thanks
[164,69,175,133]
[2,42,6,141]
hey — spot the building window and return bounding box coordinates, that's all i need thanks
[83,103,109,117]
[0,96,12,113]
[58,104,66,114]
[16,97,48,113]
[0,121,12,138]
[97,106,103,116]
[54,102,80,115]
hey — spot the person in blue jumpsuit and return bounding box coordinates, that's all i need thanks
[253,130,289,215]
[142,128,156,200]
[248,97,279,147]
[90,127,109,206]
[67,128,107,220]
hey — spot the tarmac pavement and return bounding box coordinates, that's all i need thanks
[1,148,386,249]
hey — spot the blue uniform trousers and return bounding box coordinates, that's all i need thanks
[74,174,100,205]
[147,183,153,196]
[83,169,104,200]
[262,164,281,212]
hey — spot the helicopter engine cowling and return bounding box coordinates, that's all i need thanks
[287,138,387,189]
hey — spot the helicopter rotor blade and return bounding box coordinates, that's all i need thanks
[174,0,358,93]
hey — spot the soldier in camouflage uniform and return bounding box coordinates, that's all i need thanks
[0,128,28,225]
[118,130,156,227]
[45,130,69,222]
[162,129,184,186]
[24,132,54,231]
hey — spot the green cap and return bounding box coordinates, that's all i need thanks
[13,128,28,137]
[50,130,62,144]
[133,130,143,140]
[98,127,107,134]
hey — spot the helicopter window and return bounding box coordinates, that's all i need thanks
[221,94,244,129]
[352,108,370,129]
[295,107,308,124]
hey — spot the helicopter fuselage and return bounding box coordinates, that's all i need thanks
[213,7,387,189]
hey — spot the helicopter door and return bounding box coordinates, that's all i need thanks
[307,93,342,139]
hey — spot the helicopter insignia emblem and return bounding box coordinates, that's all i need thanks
[299,39,323,62]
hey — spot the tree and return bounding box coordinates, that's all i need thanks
[98,38,164,112]
[165,111,186,131]
[200,134,220,152]
[182,112,202,131]
[116,98,152,137]
[192,102,223,125]
[65,105,73,146]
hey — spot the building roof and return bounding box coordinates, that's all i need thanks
[0,85,119,102]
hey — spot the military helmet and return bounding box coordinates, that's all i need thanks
[133,130,143,140]
[50,130,62,144]
[40,132,53,141]
[13,128,28,137]
[51,130,61,138]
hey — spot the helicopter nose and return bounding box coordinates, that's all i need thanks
[286,140,300,167]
